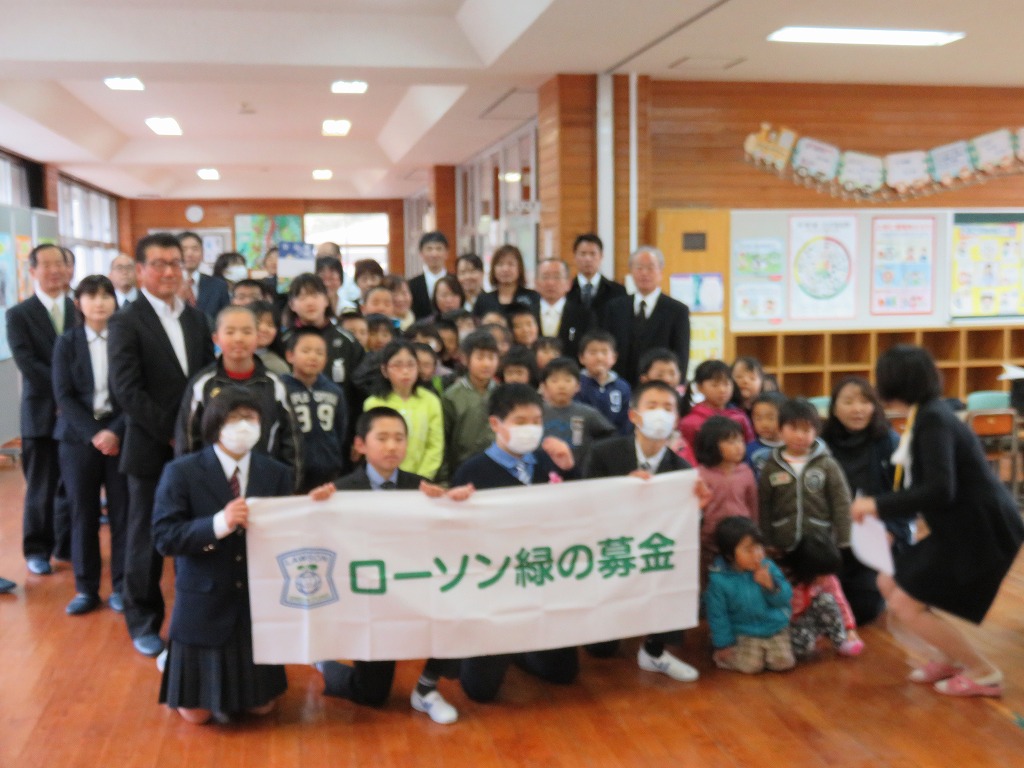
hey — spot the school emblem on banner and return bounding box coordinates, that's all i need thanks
[277,548,339,609]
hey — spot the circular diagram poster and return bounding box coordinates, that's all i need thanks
[788,215,857,319]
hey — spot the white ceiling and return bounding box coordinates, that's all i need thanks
[0,0,1018,200]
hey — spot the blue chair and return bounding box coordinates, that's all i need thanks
[807,395,831,416]
[965,390,1010,411]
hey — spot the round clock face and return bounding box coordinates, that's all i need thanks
[185,204,205,224]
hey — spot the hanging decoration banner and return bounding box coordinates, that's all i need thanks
[788,215,856,320]
[745,123,1023,202]
[246,473,701,664]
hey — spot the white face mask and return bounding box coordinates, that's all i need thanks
[220,419,261,454]
[637,409,675,441]
[506,424,543,455]
[224,264,249,282]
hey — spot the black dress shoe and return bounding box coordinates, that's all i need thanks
[133,633,165,657]
[66,593,101,615]
[0,576,15,593]
[108,592,125,612]
[27,557,52,575]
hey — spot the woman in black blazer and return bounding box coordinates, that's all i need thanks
[153,388,293,724]
[52,275,129,616]
[472,244,539,318]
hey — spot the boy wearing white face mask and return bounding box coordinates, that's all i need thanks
[582,379,709,682]
[450,383,579,703]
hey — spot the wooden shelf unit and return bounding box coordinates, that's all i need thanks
[728,326,1024,400]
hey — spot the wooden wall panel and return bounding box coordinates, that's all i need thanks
[125,197,406,273]
[648,81,1024,210]
[538,74,597,261]
[430,165,457,270]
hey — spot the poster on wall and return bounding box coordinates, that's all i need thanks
[0,233,18,360]
[15,234,32,301]
[788,215,856,320]
[277,241,315,295]
[950,213,1024,318]
[234,215,303,267]
[732,238,784,322]
[870,218,935,315]
[669,273,724,313]
[687,316,725,381]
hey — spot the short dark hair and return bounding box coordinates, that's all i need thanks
[412,341,438,362]
[540,357,580,383]
[821,375,889,443]
[481,322,512,344]
[354,259,385,281]
[315,256,343,278]
[875,344,942,404]
[578,329,616,356]
[366,313,398,335]
[489,244,526,289]
[213,251,246,279]
[488,382,543,419]
[499,347,538,386]
[249,300,276,322]
[73,274,115,300]
[232,278,266,297]
[431,275,465,313]
[285,325,327,353]
[356,406,407,440]
[288,273,328,300]
[419,231,449,251]
[461,329,499,357]
[630,379,680,410]
[715,516,763,564]
[200,387,263,446]
[751,391,787,413]
[364,285,392,303]
[441,308,474,326]
[638,347,680,375]
[135,233,182,264]
[29,243,71,270]
[694,415,745,467]
[214,304,256,330]
[381,274,407,292]
[784,530,842,585]
[534,336,563,354]
[177,231,202,247]
[506,304,537,321]
[573,233,603,252]
[456,252,483,272]
[406,319,443,348]
[778,398,822,431]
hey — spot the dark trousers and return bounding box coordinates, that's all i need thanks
[459,647,579,703]
[59,440,129,596]
[21,436,60,559]
[321,657,453,706]
[53,479,72,561]
[124,474,165,639]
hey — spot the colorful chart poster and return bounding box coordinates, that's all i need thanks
[669,273,724,313]
[0,233,18,360]
[687,316,724,382]
[788,216,856,320]
[870,218,935,315]
[15,234,32,301]
[277,241,315,295]
[950,214,1024,318]
[732,238,784,321]
[234,215,302,267]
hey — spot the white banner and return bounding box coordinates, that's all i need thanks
[246,472,700,664]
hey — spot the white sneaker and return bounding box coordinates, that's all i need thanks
[637,646,699,682]
[155,648,168,673]
[410,689,459,724]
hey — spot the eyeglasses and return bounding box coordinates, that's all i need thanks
[145,259,183,272]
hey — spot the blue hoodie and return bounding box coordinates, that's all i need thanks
[576,370,632,435]
[703,555,792,649]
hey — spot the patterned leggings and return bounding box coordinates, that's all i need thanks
[790,593,848,659]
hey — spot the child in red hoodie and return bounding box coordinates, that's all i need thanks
[680,359,754,446]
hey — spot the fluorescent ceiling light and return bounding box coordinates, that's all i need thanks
[322,119,352,137]
[104,77,145,91]
[502,171,522,183]
[145,117,182,136]
[767,26,965,46]
[312,169,333,180]
[331,80,368,94]
[196,168,220,181]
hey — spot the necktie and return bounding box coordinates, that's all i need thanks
[637,300,647,321]
[640,460,651,472]
[514,461,531,485]
[181,273,197,307]
[229,467,241,498]
[581,282,594,307]
[380,480,397,490]
[50,301,63,334]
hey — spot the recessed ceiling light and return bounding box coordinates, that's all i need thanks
[197,168,220,181]
[767,27,965,46]
[145,117,182,136]
[502,171,522,183]
[104,77,145,91]
[312,169,333,181]
[322,119,352,137]
[331,80,368,94]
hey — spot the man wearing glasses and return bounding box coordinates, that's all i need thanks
[108,253,138,307]
[109,233,215,657]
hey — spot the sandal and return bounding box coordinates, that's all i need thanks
[934,672,1003,698]
[908,661,962,684]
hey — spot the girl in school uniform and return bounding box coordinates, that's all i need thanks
[153,388,294,724]
[362,340,444,480]
[52,275,129,616]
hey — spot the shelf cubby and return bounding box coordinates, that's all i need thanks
[964,329,1005,362]
[779,371,826,398]
[781,334,825,367]
[964,364,1004,395]
[734,334,779,369]
[828,369,872,394]
[874,330,917,358]
[920,329,961,364]
[829,332,871,365]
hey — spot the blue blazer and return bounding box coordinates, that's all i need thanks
[197,274,230,321]
[152,446,293,646]
[6,294,76,437]
[52,326,126,444]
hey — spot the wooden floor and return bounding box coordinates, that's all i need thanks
[2,466,1023,768]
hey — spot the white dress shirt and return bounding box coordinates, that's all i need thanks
[635,439,668,473]
[212,444,252,538]
[577,274,602,292]
[115,287,138,306]
[539,297,566,337]
[35,284,67,332]
[85,326,112,416]
[141,287,189,375]
[423,268,447,305]
[633,288,662,317]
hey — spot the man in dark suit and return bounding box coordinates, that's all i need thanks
[601,246,690,386]
[6,244,76,575]
[534,258,595,360]
[109,232,216,657]
[407,231,450,320]
[108,252,138,308]
[566,233,626,317]
[178,231,229,322]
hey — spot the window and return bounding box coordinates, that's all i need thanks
[0,151,30,208]
[58,177,119,284]
[303,213,389,279]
